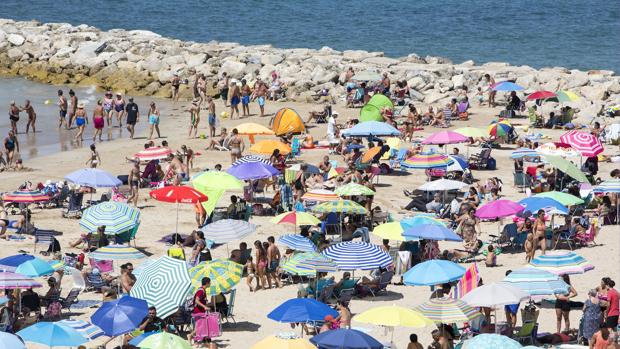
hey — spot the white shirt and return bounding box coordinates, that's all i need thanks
[327,116,336,135]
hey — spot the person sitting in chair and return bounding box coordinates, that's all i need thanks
[306,104,331,124]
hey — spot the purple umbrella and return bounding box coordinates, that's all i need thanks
[0,271,43,289]
[227,161,280,180]
[475,199,524,220]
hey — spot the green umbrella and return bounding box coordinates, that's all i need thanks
[543,155,589,183]
[137,332,192,349]
[80,202,140,235]
[359,104,383,122]
[534,191,584,206]
[368,94,393,111]
[334,183,376,196]
[192,171,243,215]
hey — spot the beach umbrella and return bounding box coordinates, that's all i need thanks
[301,189,339,202]
[281,252,336,276]
[371,222,407,241]
[403,224,463,242]
[91,296,148,337]
[446,155,469,172]
[231,155,272,166]
[334,182,376,196]
[133,146,172,161]
[189,259,243,296]
[536,142,579,157]
[526,90,556,100]
[149,185,208,233]
[401,153,454,169]
[278,234,317,252]
[352,70,382,82]
[14,257,54,277]
[268,298,338,323]
[454,127,488,139]
[65,168,122,188]
[272,211,321,226]
[136,331,192,349]
[503,267,570,296]
[422,131,468,145]
[0,271,42,289]
[17,322,87,347]
[130,256,191,319]
[414,297,481,323]
[310,328,383,349]
[369,93,395,112]
[58,319,104,340]
[529,251,594,275]
[403,260,466,286]
[355,305,433,328]
[322,241,392,270]
[418,178,467,191]
[461,282,529,308]
[227,161,280,180]
[200,219,256,244]
[1,189,49,203]
[234,122,275,143]
[518,197,568,215]
[89,244,146,260]
[488,120,513,137]
[475,199,524,220]
[463,334,523,349]
[543,154,589,183]
[593,179,620,193]
[341,120,401,137]
[534,190,584,206]
[0,332,25,349]
[80,201,140,235]
[312,199,367,215]
[401,215,447,229]
[559,130,604,157]
[555,90,580,103]
[510,148,541,159]
[360,146,382,163]
[250,139,292,155]
[0,253,42,272]
[491,81,524,91]
[289,163,321,175]
[192,170,244,190]
[252,334,316,349]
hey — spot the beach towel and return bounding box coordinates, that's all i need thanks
[451,263,480,299]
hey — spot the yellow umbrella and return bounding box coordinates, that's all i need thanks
[235,122,275,144]
[250,140,292,155]
[454,127,487,139]
[355,305,433,328]
[556,90,580,103]
[371,222,406,241]
[381,137,401,160]
[252,335,316,349]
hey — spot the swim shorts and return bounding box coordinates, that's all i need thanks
[241,96,250,105]
[59,110,67,118]
[257,96,265,107]
[268,260,279,273]
[208,113,216,126]
[231,96,240,106]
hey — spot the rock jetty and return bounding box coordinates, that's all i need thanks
[1,19,619,119]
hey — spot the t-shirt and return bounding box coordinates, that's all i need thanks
[607,288,619,317]
[125,103,139,122]
[193,288,208,314]
[141,316,164,333]
[327,117,335,135]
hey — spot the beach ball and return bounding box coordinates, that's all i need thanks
[44,99,52,105]
[220,111,229,118]
[199,134,206,139]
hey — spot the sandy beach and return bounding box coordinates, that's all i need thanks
[1,76,618,349]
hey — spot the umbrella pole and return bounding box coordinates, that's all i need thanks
[175,201,180,234]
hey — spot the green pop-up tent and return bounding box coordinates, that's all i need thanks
[359,104,383,122]
[368,94,394,111]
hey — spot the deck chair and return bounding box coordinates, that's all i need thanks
[34,229,55,253]
[359,271,394,298]
[316,284,335,304]
[467,148,491,170]
[222,289,236,323]
[489,223,517,249]
[85,273,107,292]
[574,225,597,247]
[62,192,83,218]
[514,321,538,345]
[391,148,409,169]
[60,288,81,314]
[168,306,192,334]
[321,213,340,236]
[553,228,576,250]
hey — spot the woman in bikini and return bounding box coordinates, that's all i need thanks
[228,128,244,163]
[113,93,125,128]
[147,102,161,140]
[187,100,200,138]
[253,240,268,290]
[102,91,114,127]
[74,103,88,142]
[533,209,547,255]
[86,144,101,168]
[92,101,105,142]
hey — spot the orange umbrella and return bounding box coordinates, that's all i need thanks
[250,140,292,155]
[361,146,382,163]
[235,122,275,144]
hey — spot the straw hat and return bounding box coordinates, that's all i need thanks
[77,103,85,109]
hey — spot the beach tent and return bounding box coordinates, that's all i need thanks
[272,108,305,136]
[359,104,383,122]
[368,93,394,111]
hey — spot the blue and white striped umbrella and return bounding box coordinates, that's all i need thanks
[200,219,256,243]
[503,267,570,296]
[593,179,620,193]
[510,148,541,159]
[232,155,271,166]
[278,234,317,252]
[80,201,141,234]
[322,241,392,271]
[130,256,192,319]
[447,156,469,172]
[65,168,122,188]
[58,319,104,340]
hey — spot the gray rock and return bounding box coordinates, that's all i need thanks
[219,60,246,77]
[261,54,284,66]
[408,76,426,90]
[185,53,207,67]
[7,47,23,60]
[71,41,103,67]
[163,55,185,66]
[451,74,466,88]
[362,56,400,67]
[7,33,25,46]
[140,55,167,73]
[424,91,448,104]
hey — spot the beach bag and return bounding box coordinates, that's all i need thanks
[199,248,212,262]
[486,157,496,170]
[192,312,221,341]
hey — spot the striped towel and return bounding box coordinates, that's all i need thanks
[451,263,480,299]
[284,169,296,184]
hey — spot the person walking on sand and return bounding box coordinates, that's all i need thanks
[4,131,19,167]
[187,99,200,138]
[147,102,161,140]
[206,96,216,138]
[57,89,68,129]
[67,89,78,128]
[20,100,36,134]
[484,74,496,107]
[266,236,282,288]
[257,80,268,117]
[125,97,139,139]
[241,79,251,117]
[170,73,180,102]
[229,80,241,119]
[92,101,105,142]
[113,92,126,128]
[102,91,114,127]
[127,161,140,207]
[228,128,244,163]
[8,101,20,135]
[86,144,101,168]
[74,102,88,142]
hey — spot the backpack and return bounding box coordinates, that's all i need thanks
[486,157,497,170]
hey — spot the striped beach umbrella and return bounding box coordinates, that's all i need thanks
[322,241,392,270]
[414,297,481,323]
[189,259,243,296]
[488,120,512,137]
[281,252,338,276]
[89,244,146,261]
[130,256,191,319]
[80,201,140,235]
[529,251,594,275]
[232,155,271,166]
[510,148,541,159]
[272,211,321,226]
[302,189,339,202]
[278,234,317,252]
[311,199,367,215]
[503,267,570,296]
[2,190,49,203]
[134,146,172,161]
[65,168,122,188]
[559,130,604,157]
[334,183,376,196]
[593,179,620,193]
[401,153,454,169]
[447,156,469,172]
[0,271,43,289]
[58,319,104,340]
[200,219,256,244]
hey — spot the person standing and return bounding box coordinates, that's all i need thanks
[206,96,216,138]
[20,100,36,134]
[113,93,126,128]
[92,101,105,142]
[583,289,603,345]
[381,72,391,95]
[170,73,181,102]
[218,72,229,106]
[9,101,20,135]
[102,91,114,127]
[484,74,496,107]
[57,90,68,129]
[147,102,161,140]
[241,79,251,117]
[3,131,19,167]
[67,89,78,128]
[602,277,619,333]
[266,236,282,288]
[555,274,578,333]
[229,80,241,119]
[125,97,139,139]
[127,161,140,207]
[253,79,267,117]
[74,103,88,142]
[187,99,200,139]
[228,128,244,163]
[327,111,338,154]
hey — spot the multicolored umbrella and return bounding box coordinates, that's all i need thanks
[461,282,529,307]
[252,334,316,349]
[91,296,148,336]
[137,332,192,349]
[281,252,338,276]
[250,140,292,155]
[271,211,320,226]
[17,322,87,348]
[65,168,122,188]
[80,201,140,235]
[503,267,570,295]
[134,146,172,161]
[189,259,243,296]
[130,256,192,319]
[401,153,454,169]
[89,244,146,261]
[278,234,317,252]
[447,155,469,172]
[200,219,256,243]
[312,199,367,215]
[322,241,392,270]
[231,155,272,166]
[529,251,594,275]
[475,199,524,220]
[301,189,339,202]
[334,183,376,196]
[491,81,524,91]
[414,297,481,323]
[593,179,620,193]
[454,127,488,139]
[463,334,523,349]
[422,131,468,145]
[555,90,580,103]
[488,120,513,137]
[355,305,433,328]
[1,190,49,203]
[510,148,541,159]
[58,319,104,340]
[403,260,466,286]
[560,130,604,157]
[0,271,42,289]
[518,197,568,215]
[534,191,584,206]
[526,90,556,100]
[227,161,280,180]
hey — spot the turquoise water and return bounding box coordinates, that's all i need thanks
[3,0,619,73]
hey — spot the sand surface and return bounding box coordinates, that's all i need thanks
[1,89,618,349]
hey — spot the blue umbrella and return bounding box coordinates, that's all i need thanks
[341,121,401,137]
[91,296,148,336]
[0,332,25,349]
[227,161,280,180]
[15,257,54,277]
[17,322,87,347]
[65,168,122,188]
[403,224,463,242]
[403,260,466,286]
[268,298,338,323]
[447,155,468,172]
[463,333,522,349]
[401,215,447,229]
[0,254,35,272]
[518,197,568,215]
[310,328,383,349]
[503,267,570,296]
[278,234,317,252]
[491,81,524,91]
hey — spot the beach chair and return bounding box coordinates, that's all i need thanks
[321,213,340,236]
[85,273,107,292]
[574,225,597,247]
[62,192,83,218]
[60,288,81,314]
[34,229,55,253]
[169,306,193,334]
[514,321,538,345]
[358,271,394,298]
[489,223,517,249]
[222,289,236,323]
[317,284,335,304]
[511,232,528,251]
[467,148,491,170]
[553,227,576,250]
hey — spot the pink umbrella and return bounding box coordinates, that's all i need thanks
[526,91,557,100]
[475,199,524,220]
[559,131,603,157]
[422,131,469,145]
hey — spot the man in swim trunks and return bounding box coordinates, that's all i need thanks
[381,72,391,96]
[127,161,140,207]
[170,73,180,102]
[229,80,241,119]
[218,72,229,106]
[241,79,251,117]
[20,99,36,134]
[57,90,68,129]
[253,79,267,117]
[187,99,200,139]
[67,89,78,128]
[206,96,216,138]
[266,236,282,288]
[8,101,20,134]
[228,128,244,163]
[125,97,139,139]
[167,154,188,185]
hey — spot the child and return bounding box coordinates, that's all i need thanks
[485,245,496,267]
[524,233,535,262]
[475,87,484,105]
[245,256,257,292]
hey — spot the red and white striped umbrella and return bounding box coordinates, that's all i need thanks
[134,147,172,161]
[559,131,603,157]
[2,190,50,203]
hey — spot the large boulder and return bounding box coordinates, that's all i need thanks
[7,47,23,60]
[219,60,246,78]
[424,91,448,104]
[261,54,284,66]
[71,41,103,67]
[362,56,400,67]
[7,33,25,46]
[185,53,207,67]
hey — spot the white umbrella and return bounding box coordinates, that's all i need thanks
[418,179,467,191]
[461,282,529,308]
